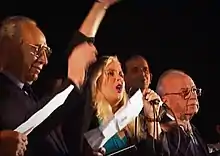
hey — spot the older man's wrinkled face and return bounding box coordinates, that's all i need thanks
[125,56,151,93]
[162,74,200,120]
[14,23,49,83]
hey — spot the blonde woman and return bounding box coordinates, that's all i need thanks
[85,56,162,155]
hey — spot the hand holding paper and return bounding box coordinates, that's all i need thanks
[84,89,143,150]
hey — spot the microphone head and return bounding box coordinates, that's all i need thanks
[151,99,160,104]
[150,99,164,107]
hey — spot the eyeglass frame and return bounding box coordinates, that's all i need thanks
[20,40,52,59]
[163,87,202,100]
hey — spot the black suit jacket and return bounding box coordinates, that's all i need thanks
[160,115,210,156]
[0,73,39,130]
[0,73,84,156]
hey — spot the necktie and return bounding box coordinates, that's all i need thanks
[186,128,199,156]
[22,83,37,101]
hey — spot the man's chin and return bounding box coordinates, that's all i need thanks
[26,74,39,83]
[184,111,198,120]
[32,74,39,81]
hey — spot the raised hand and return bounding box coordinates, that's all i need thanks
[68,42,97,88]
[96,0,122,8]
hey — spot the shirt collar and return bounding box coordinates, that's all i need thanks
[1,71,24,89]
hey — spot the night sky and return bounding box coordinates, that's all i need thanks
[1,0,219,142]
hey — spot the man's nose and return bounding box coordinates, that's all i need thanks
[38,51,48,65]
[189,91,198,102]
[139,69,147,78]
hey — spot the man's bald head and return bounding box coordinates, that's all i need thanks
[156,69,199,120]
[156,69,187,96]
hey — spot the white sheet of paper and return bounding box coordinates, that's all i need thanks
[84,89,143,150]
[14,84,74,135]
[114,89,143,130]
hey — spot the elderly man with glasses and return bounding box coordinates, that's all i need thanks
[156,69,210,156]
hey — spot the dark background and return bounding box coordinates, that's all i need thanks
[0,0,219,143]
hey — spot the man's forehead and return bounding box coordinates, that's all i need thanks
[20,23,46,45]
[126,56,149,68]
[163,73,196,91]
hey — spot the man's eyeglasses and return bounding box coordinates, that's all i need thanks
[27,43,52,58]
[21,40,52,58]
[163,87,202,100]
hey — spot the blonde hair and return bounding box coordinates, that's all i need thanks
[88,56,144,140]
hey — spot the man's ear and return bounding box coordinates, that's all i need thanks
[149,73,153,85]
[161,96,166,103]
[161,96,170,107]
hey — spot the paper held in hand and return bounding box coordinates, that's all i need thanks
[14,85,74,135]
[84,89,143,150]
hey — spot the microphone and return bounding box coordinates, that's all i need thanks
[150,99,162,106]
[149,99,169,119]
[128,87,169,119]
[150,99,168,108]
[128,87,169,111]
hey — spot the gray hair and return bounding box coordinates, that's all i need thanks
[156,69,186,96]
[0,16,36,43]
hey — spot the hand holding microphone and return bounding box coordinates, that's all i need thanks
[142,89,163,139]
[142,88,162,120]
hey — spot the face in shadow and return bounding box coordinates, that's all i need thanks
[125,56,152,92]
